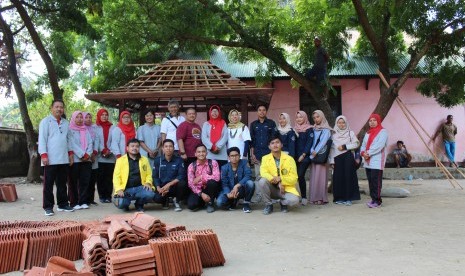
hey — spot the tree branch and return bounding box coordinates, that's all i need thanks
[12,24,26,36]
[0,5,15,12]
[179,34,247,48]
[351,0,382,54]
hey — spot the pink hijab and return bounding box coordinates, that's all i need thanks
[82,112,96,140]
[69,111,88,150]
[294,111,312,133]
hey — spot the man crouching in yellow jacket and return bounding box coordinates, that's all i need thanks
[258,135,301,215]
[113,138,155,212]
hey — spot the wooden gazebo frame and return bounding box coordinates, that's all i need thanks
[85,59,274,124]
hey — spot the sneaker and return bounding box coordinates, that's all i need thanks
[280,203,289,213]
[344,201,352,206]
[99,198,106,203]
[89,201,99,206]
[80,204,89,209]
[73,205,82,210]
[335,200,345,205]
[263,204,273,215]
[104,199,112,203]
[228,203,237,211]
[206,202,215,213]
[135,204,144,212]
[366,201,374,208]
[242,203,251,213]
[57,205,74,212]
[44,209,54,216]
[301,198,308,206]
[162,200,170,210]
[173,200,182,212]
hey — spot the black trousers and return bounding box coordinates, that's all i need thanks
[86,168,98,204]
[97,162,115,200]
[187,180,220,210]
[297,158,311,199]
[365,168,383,204]
[42,164,69,210]
[153,180,188,203]
[69,162,92,206]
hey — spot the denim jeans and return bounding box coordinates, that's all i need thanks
[216,180,255,208]
[114,185,155,209]
[444,140,456,162]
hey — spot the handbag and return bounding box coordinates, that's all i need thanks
[312,131,332,164]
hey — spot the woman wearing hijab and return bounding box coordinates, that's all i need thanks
[294,111,314,205]
[110,110,136,158]
[227,109,251,159]
[360,114,388,208]
[83,112,99,206]
[277,113,296,158]
[309,110,332,205]
[137,109,161,168]
[68,111,93,210]
[201,105,228,167]
[96,108,116,203]
[329,115,360,206]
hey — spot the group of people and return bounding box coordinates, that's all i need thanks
[39,98,393,217]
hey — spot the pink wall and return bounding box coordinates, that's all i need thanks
[245,78,465,163]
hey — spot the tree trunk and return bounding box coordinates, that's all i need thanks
[0,13,41,182]
[10,0,63,100]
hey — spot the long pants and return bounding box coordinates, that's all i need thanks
[253,161,262,180]
[114,186,156,209]
[153,180,188,204]
[69,162,92,206]
[216,180,255,209]
[366,168,383,205]
[444,140,456,163]
[297,158,311,199]
[187,180,220,210]
[97,162,115,200]
[42,164,69,210]
[86,168,98,204]
[257,178,300,207]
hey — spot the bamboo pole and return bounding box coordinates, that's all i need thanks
[376,70,462,189]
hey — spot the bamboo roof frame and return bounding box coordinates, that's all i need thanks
[85,59,274,112]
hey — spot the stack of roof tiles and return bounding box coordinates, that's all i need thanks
[106,245,156,275]
[81,234,109,276]
[149,236,203,276]
[81,220,110,240]
[107,220,139,249]
[169,229,226,268]
[0,221,82,274]
[128,212,166,240]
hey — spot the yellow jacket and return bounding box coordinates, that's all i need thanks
[113,154,154,195]
[260,152,300,196]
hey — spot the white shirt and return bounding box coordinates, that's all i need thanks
[227,125,251,157]
[160,115,185,150]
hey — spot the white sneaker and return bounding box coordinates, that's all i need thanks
[73,205,82,210]
[80,204,89,209]
[173,200,182,212]
[301,198,308,206]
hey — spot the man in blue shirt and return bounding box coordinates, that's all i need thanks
[153,139,186,211]
[250,104,277,179]
[217,147,255,213]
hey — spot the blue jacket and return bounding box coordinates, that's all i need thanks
[153,154,186,187]
[220,159,252,194]
[295,128,314,159]
[250,118,277,161]
[279,129,297,158]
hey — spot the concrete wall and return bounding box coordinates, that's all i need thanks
[0,128,29,177]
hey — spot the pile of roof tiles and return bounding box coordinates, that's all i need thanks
[149,236,203,276]
[0,221,82,274]
[169,229,226,268]
[106,245,156,275]
[24,256,93,276]
[107,220,140,249]
[81,234,109,276]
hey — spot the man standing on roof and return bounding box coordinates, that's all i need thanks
[161,99,185,154]
[305,36,329,85]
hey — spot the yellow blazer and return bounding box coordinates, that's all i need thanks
[113,154,154,194]
[260,152,300,196]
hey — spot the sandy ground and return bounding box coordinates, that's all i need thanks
[1,177,465,276]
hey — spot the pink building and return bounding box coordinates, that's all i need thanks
[208,51,464,165]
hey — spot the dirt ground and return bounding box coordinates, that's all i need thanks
[1,177,465,276]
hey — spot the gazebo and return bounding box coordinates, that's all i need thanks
[85,59,274,124]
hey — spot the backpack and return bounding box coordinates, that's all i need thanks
[193,159,213,175]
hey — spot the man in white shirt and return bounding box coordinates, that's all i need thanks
[160,99,185,152]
